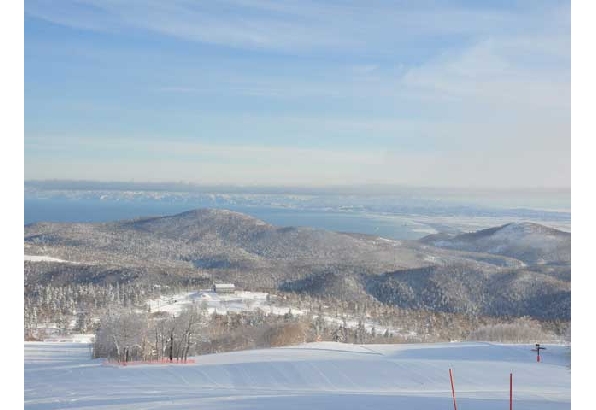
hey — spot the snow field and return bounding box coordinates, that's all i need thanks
[24,341,570,409]
[147,290,289,316]
[146,290,405,336]
[24,255,78,264]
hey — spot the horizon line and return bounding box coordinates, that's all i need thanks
[24,179,571,193]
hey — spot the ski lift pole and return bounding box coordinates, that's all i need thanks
[531,343,546,362]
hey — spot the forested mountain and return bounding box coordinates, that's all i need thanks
[420,222,570,265]
[24,209,570,321]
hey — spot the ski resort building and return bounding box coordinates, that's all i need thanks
[213,283,235,293]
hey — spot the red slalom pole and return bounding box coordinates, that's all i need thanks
[449,368,458,410]
[510,373,513,410]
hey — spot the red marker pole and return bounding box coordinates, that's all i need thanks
[449,368,458,410]
[510,373,513,410]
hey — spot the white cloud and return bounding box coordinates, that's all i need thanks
[400,38,569,109]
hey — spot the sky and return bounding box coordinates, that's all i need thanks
[24,0,570,189]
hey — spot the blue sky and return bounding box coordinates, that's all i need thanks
[24,0,570,188]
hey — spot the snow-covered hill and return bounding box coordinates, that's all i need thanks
[24,341,570,409]
[25,211,571,321]
[421,222,570,265]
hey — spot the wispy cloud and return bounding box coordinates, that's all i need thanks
[25,0,566,53]
[24,0,570,188]
[400,37,569,110]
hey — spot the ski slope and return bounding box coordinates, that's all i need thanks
[24,255,78,264]
[24,341,570,409]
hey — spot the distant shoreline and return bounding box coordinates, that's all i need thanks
[24,196,570,241]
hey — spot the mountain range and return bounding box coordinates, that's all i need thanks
[24,209,570,320]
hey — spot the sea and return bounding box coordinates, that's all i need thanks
[24,192,571,241]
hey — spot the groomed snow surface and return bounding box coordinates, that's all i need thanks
[24,341,570,409]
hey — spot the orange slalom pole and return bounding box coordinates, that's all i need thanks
[449,368,458,410]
